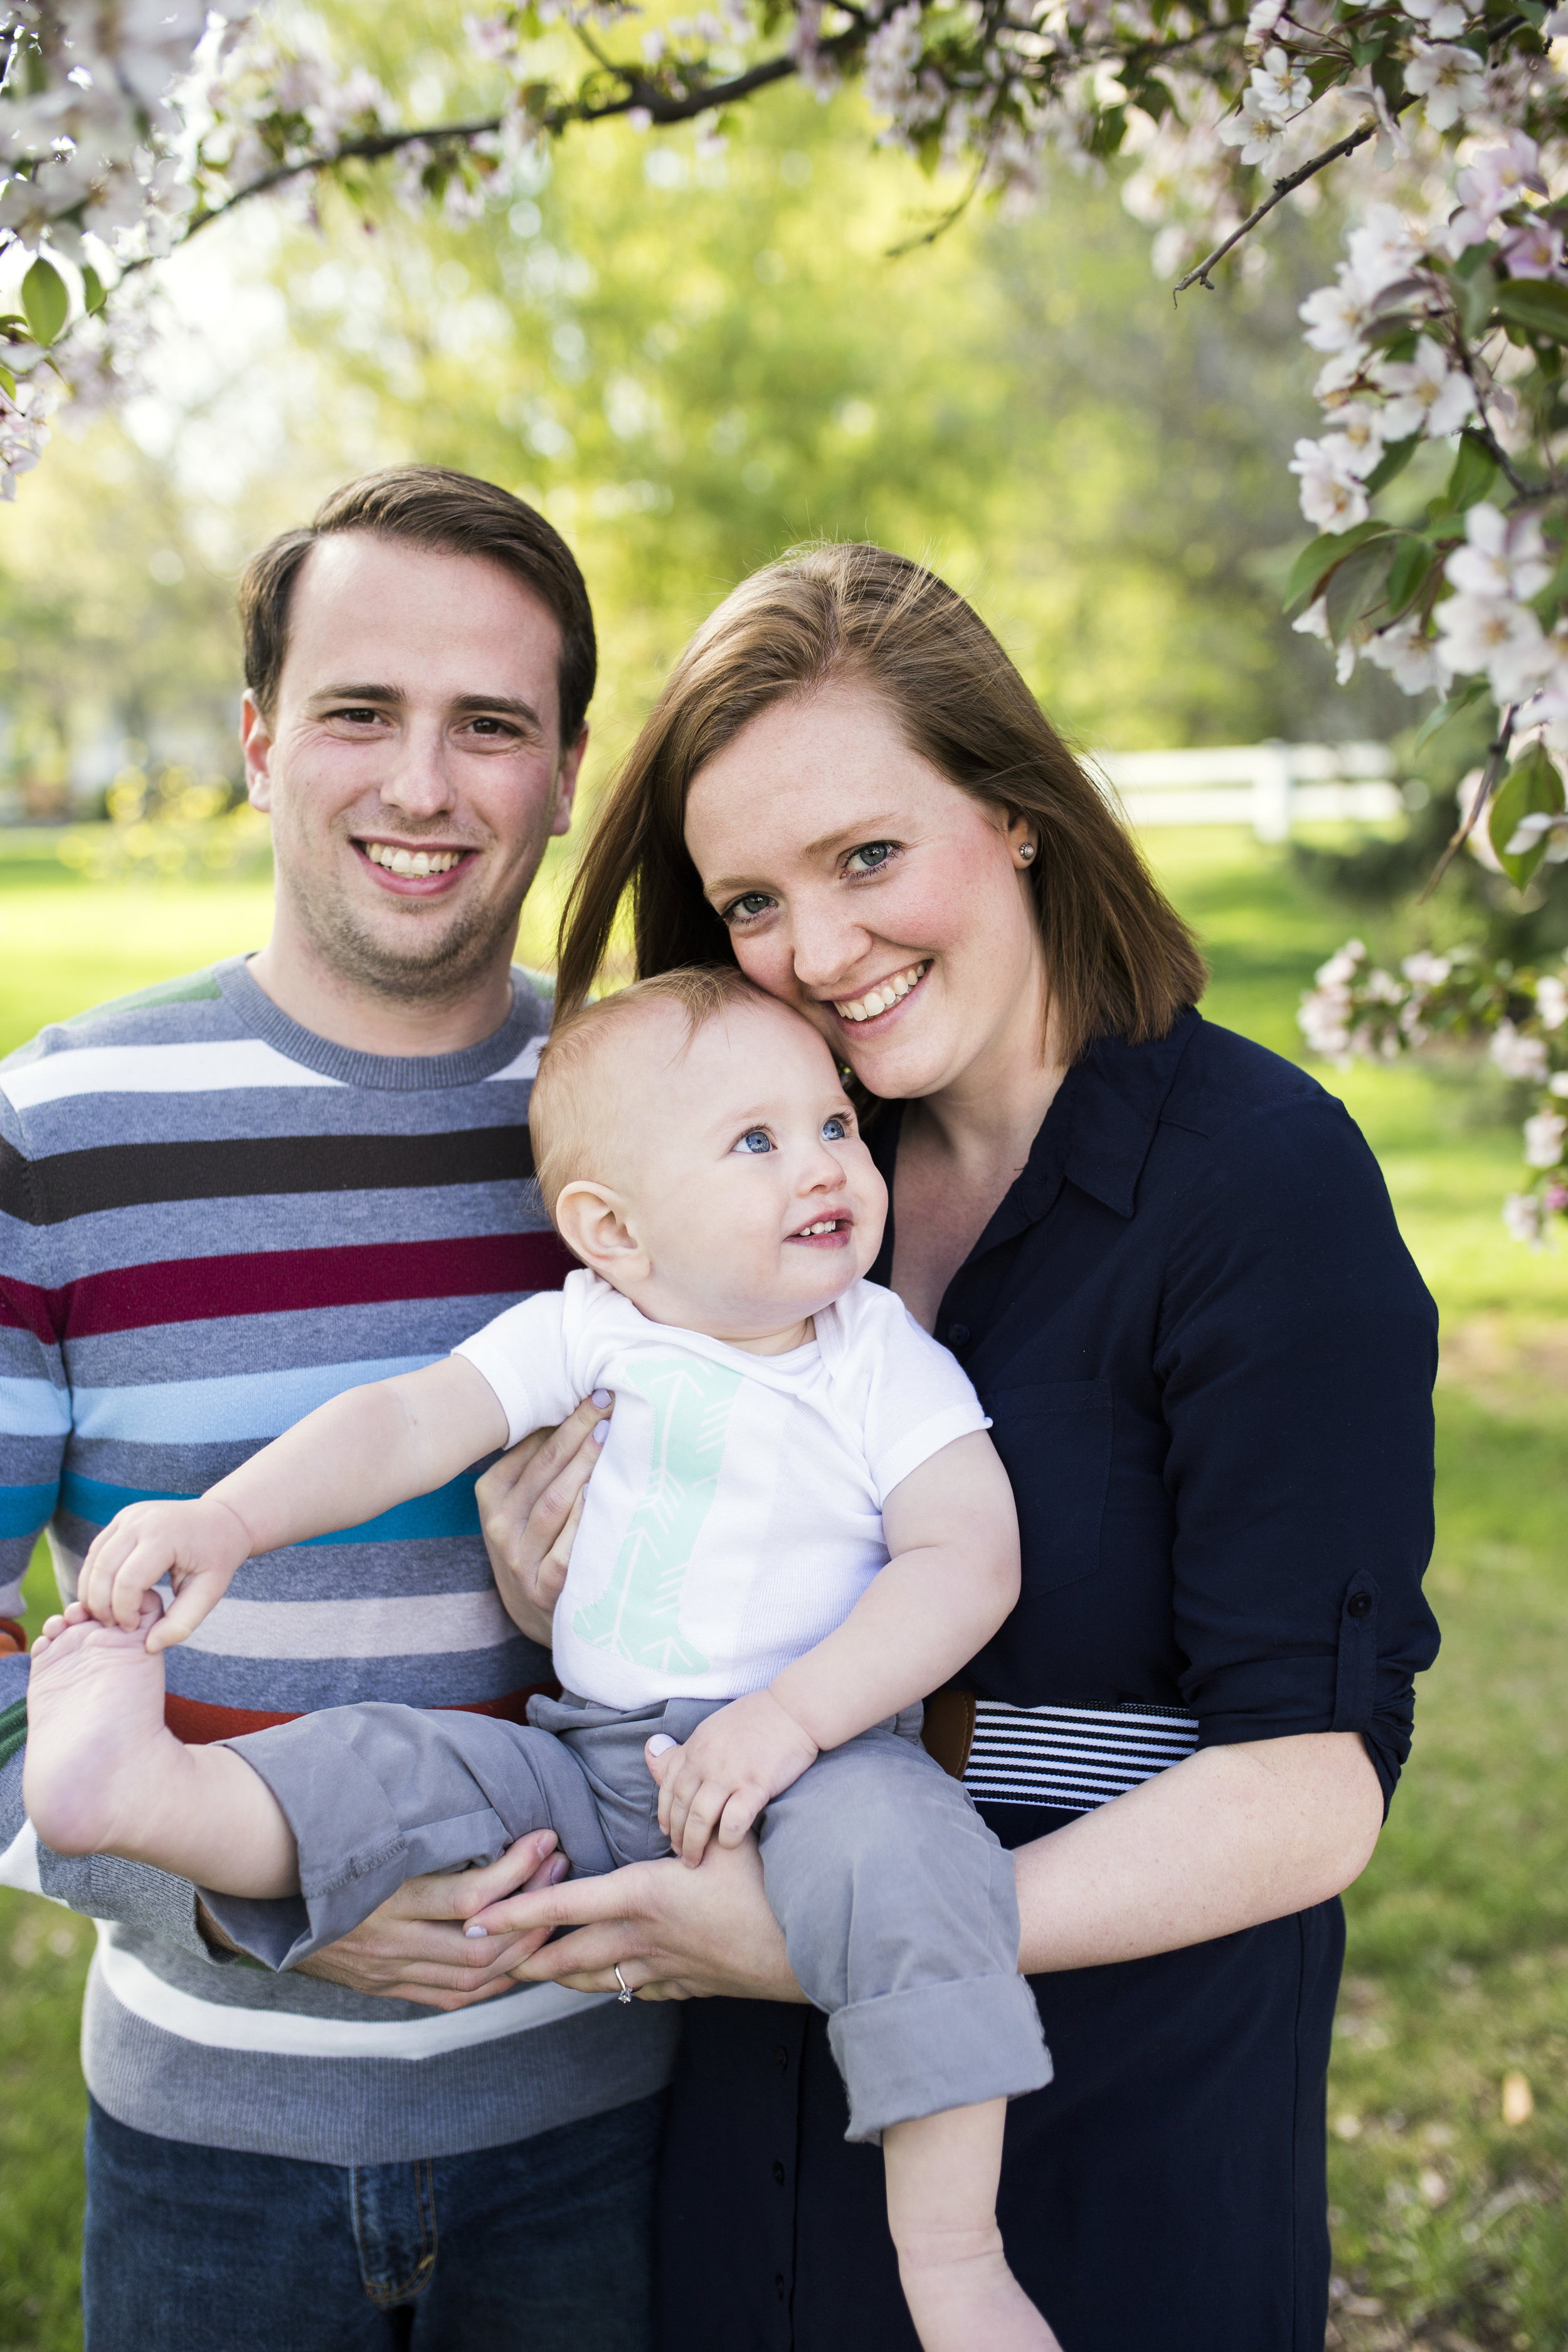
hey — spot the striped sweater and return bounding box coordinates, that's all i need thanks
[0,956,678,2163]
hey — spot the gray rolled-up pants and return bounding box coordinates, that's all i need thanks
[202,1691,1052,2144]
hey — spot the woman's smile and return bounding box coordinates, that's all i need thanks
[828,959,930,1027]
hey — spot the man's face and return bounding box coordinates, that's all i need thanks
[243,532,586,1005]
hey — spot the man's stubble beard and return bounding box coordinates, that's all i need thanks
[280,851,535,1009]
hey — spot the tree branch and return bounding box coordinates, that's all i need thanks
[1173,114,1382,296]
[1418,705,1517,901]
[172,46,817,250]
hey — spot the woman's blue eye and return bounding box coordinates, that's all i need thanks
[822,1116,848,1142]
[846,842,895,874]
[736,1129,773,1154]
[724,893,773,924]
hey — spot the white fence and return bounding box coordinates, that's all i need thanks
[1094,741,1402,844]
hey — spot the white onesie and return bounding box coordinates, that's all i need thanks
[454,1269,989,1712]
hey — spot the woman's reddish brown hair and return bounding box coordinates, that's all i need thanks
[556,543,1206,1062]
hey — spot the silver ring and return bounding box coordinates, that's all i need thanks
[614,1963,633,2005]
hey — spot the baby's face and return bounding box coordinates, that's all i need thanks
[612,996,887,1342]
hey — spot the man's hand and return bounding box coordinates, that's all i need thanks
[466,1834,807,2006]
[78,1496,252,1649]
[198,1832,571,2010]
[476,1394,612,1645]
[646,1692,819,1866]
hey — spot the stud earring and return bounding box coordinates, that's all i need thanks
[1018,840,1036,864]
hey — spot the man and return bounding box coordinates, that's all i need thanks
[0,466,677,2349]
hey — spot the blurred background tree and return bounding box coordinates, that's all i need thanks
[0,0,1420,824]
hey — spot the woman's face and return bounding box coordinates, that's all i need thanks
[683,680,1046,1103]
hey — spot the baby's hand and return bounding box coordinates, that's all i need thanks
[646,1693,819,1867]
[78,1496,253,1651]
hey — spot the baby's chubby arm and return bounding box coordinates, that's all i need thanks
[75,1359,510,1650]
[650,1429,1020,1864]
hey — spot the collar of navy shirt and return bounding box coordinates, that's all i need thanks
[867,1002,1202,1283]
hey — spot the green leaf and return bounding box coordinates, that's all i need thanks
[1490,741,1565,888]
[80,265,107,317]
[1325,533,1397,643]
[1445,429,1501,513]
[1414,676,1489,756]
[1363,434,1418,495]
[0,364,13,400]
[1454,263,1498,341]
[1495,278,1568,343]
[1284,521,1388,616]
[20,257,68,347]
[1086,105,1127,157]
[1384,533,1436,619]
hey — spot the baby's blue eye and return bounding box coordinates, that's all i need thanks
[735,1129,773,1154]
[822,1116,848,1142]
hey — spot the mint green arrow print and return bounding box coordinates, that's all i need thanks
[571,1356,743,1677]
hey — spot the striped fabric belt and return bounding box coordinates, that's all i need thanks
[963,1698,1200,1815]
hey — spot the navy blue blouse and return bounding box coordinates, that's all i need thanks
[657,1012,1440,2352]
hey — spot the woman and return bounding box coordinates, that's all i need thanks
[478,544,1440,2350]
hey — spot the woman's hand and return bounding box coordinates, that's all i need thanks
[197,1831,573,2010]
[467,1834,807,2006]
[475,1394,613,1645]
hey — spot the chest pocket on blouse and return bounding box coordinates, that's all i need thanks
[982,1379,1113,1596]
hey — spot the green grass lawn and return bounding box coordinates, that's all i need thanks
[2,833,1566,2351]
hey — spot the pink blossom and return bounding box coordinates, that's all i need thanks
[1500,217,1564,280]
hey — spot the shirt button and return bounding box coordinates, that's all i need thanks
[1347,1592,1373,1618]
[947,1323,970,1347]
[774,2043,789,2074]
[772,2159,787,2187]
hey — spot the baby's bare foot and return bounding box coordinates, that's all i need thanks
[898,2233,1062,2352]
[24,1597,174,1856]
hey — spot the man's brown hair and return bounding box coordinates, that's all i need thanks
[238,465,597,744]
[554,542,1205,1064]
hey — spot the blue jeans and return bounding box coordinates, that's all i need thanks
[82,2091,665,2352]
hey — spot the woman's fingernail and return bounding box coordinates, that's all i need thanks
[593,1421,609,1444]
[548,1857,569,1883]
[464,1922,489,1939]
[591,1389,612,1409]
[647,1734,677,1756]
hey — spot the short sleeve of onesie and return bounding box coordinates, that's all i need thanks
[826,1283,992,1507]
[452,1282,580,1447]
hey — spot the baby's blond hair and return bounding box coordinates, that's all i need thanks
[530,965,776,1221]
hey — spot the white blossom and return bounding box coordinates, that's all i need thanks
[1324,401,1386,476]
[1402,0,1470,38]
[1491,1020,1551,1081]
[1536,975,1568,1028]
[1345,204,1421,297]
[1447,503,1553,603]
[1437,593,1556,699]
[1404,40,1486,132]
[1375,336,1476,438]
[1365,613,1448,695]
[1300,282,1372,354]
[1402,950,1453,986]
[1289,437,1370,530]
[1503,1190,1546,1244]
[1523,1107,1566,1167]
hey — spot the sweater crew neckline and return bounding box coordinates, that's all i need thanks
[216,955,548,1093]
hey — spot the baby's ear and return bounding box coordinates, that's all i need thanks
[554,1182,646,1277]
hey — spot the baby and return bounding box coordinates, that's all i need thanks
[24,968,1057,2352]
